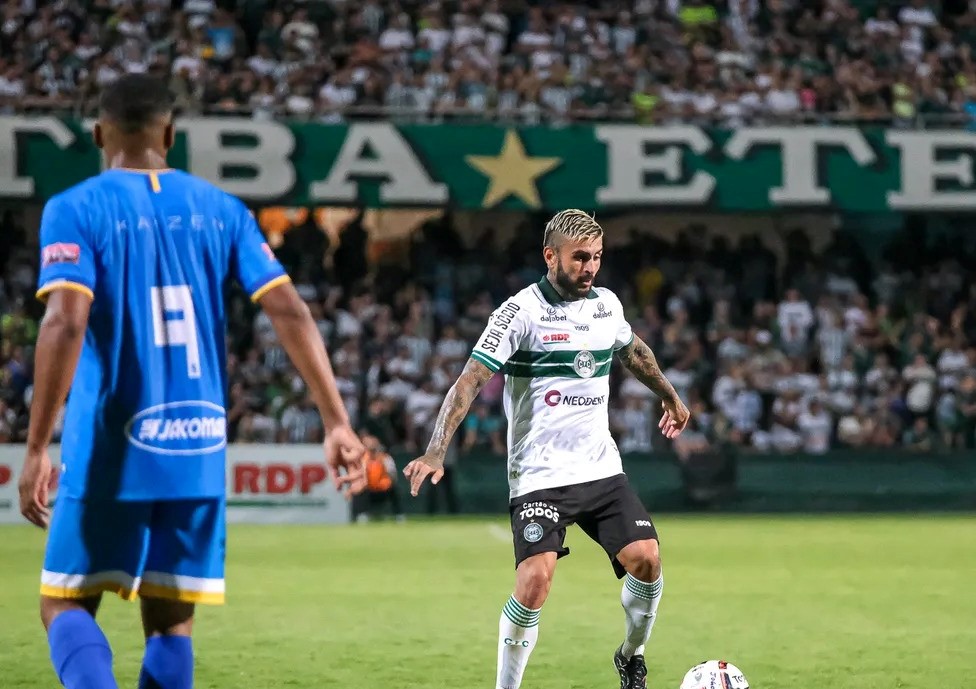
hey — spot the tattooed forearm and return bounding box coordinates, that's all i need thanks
[615,335,680,402]
[425,358,495,459]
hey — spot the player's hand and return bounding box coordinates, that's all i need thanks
[324,424,367,499]
[19,448,55,529]
[659,396,691,440]
[403,453,445,497]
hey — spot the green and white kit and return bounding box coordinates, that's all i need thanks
[471,277,635,499]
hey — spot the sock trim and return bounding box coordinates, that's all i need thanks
[625,573,663,600]
[503,596,540,627]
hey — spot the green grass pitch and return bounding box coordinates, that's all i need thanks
[1,514,973,688]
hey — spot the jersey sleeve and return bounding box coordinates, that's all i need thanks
[470,299,527,373]
[36,195,96,302]
[612,294,634,350]
[228,197,290,302]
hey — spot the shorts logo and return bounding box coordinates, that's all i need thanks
[125,401,227,456]
[519,502,560,522]
[42,243,81,267]
[544,390,562,407]
[574,350,596,378]
[523,523,544,542]
[635,519,652,527]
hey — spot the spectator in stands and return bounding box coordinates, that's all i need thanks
[353,433,405,523]
[3,190,976,461]
[3,0,976,124]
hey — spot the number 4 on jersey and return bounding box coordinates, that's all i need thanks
[151,285,201,379]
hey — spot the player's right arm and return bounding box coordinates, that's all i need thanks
[228,199,365,496]
[404,358,496,495]
[21,195,95,527]
[404,298,526,496]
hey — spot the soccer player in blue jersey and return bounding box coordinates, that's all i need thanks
[17,74,366,689]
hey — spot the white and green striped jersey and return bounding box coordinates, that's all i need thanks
[471,277,634,499]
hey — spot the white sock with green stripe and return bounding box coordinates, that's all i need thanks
[620,573,663,659]
[496,595,541,689]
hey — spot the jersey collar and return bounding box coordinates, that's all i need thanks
[537,276,598,305]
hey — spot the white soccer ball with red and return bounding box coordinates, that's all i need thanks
[679,660,749,689]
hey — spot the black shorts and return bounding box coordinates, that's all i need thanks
[509,473,658,579]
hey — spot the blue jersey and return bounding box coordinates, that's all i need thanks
[36,169,288,501]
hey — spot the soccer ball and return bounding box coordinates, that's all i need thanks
[679,660,749,689]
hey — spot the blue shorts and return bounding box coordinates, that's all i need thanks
[41,496,226,605]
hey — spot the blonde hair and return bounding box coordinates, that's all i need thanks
[543,209,603,248]
[542,208,603,248]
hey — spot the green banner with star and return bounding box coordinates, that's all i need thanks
[4,116,976,211]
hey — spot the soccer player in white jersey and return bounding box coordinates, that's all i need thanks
[405,209,690,689]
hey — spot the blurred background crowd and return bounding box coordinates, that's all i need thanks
[3,0,975,461]
[2,206,975,458]
[3,0,976,125]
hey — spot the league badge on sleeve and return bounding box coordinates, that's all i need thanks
[42,243,81,267]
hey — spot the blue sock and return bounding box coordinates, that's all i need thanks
[138,635,193,689]
[48,609,119,689]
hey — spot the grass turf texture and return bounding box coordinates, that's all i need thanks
[1,515,972,688]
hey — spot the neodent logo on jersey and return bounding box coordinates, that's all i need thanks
[125,401,227,455]
[544,390,607,407]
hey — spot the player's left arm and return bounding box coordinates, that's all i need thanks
[615,334,690,439]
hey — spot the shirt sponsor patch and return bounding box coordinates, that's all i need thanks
[125,401,227,455]
[42,243,81,267]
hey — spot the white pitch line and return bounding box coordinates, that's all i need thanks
[487,524,510,542]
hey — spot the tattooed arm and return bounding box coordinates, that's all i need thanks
[616,335,678,401]
[616,335,691,439]
[403,358,496,496]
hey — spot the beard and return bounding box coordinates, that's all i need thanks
[554,261,592,300]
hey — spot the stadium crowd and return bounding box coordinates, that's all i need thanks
[2,0,976,124]
[2,206,976,458]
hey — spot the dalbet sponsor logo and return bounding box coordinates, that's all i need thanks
[540,306,567,323]
[593,301,613,319]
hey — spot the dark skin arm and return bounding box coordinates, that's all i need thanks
[403,358,495,496]
[615,334,691,439]
[20,289,90,528]
[258,281,366,496]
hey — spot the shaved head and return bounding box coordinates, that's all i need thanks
[98,74,174,134]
